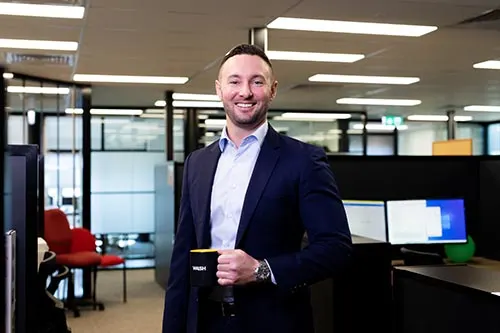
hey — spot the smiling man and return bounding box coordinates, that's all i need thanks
[162,44,352,333]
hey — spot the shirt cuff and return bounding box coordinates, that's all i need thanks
[264,259,277,285]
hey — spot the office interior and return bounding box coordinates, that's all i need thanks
[2,1,500,332]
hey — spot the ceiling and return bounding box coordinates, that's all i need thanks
[2,0,500,122]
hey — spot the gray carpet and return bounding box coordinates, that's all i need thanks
[66,269,165,332]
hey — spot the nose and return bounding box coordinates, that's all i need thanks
[238,83,253,98]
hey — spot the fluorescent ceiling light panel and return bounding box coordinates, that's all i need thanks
[464,105,500,112]
[172,101,223,108]
[73,74,189,84]
[309,74,420,85]
[267,50,364,63]
[7,86,69,94]
[3,72,13,79]
[0,38,78,51]
[267,17,437,37]
[407,115,472,122]
[172,93,220,101]
[205,119,226,126]
[66,108,143,116]
[279,112,351,120]
[337,98,421,106]
[473,60,500,70]
[352,123,408,131]
[0,2,85,19]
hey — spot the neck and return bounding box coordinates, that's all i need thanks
[226,120,265,148]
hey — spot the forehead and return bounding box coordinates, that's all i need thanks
[219,54,272,79]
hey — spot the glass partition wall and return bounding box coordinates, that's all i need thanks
[5,75,84,227]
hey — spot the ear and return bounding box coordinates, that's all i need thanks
[270,80,278,101]
[215,79,222,100]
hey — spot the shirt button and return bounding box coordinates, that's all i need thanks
[231,184,237,189]
[227,214,232,219]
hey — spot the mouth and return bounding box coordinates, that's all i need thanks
[235,102,257,110]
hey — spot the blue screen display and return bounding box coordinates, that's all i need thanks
[425,199,467,243]
[386,198,467,245]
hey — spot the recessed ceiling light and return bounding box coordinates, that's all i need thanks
[3,72,13,79]
[472,60,500,70]
[172,93,220,101]
[309,74,420,85]
[7,86,69,94]
[266,50,364,63]
[0,38,78,51]
[0,2,84,19]
[278,112,351,120]
[464,105,500,112]
[66,108,143,116]
[336,98,421,106]
[172,101,223,108]
[267,17,438,37]
[407,115,472,122]
[352,123,408,131]
[73,74,189,84]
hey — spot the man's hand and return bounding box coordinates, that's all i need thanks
[216,249,259,286]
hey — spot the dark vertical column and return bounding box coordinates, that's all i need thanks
[165,90,174,160]
[249,27,268,51]
[81,87,92,298]
[0,66,7,333]
[447,109,456,140]
[27,111,41,147]
[361,112,368,156]
[482,123,489,155]
[337,119,350,153]
[393,128,399,156]
[184,108,199,157]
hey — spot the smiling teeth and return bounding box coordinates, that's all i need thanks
[237,103,253,107]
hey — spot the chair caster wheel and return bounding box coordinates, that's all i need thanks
[98,304,105,311]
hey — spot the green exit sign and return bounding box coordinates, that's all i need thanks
[382,116,404,126]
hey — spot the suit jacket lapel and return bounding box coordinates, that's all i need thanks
[235,127,281,247]
[194,142,221,248]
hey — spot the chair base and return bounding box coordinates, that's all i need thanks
[65,297,105,318]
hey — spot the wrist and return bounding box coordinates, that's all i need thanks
[254,259,271,283]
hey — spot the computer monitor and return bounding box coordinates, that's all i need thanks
[343,200,387,242]
[386,198,467,245]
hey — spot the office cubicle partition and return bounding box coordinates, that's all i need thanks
[327,155,500,259]
[1,65,7,333]
[478,158,500,259]
[5,144,39,333]
[154,161,176,288]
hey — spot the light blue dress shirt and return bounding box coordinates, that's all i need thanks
[210,121,268,250]
[209,121,276,283]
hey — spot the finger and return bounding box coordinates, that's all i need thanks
[218,278,234,286]
[217,249,233,255]
[217,263,232,272]
[217,254,233,264]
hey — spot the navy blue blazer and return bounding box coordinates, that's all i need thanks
[162,126,352,333]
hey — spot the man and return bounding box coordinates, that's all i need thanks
[162,43,352,333]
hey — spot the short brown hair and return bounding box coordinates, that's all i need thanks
[219,44,273,71]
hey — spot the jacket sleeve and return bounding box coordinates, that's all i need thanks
[162,154,197,333]
[265,147,352,292]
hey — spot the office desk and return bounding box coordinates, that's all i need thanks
[311,235,392,333]
[393,265,500,333]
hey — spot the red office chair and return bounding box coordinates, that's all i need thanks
[44,208,104,317]
[71,228,127,304]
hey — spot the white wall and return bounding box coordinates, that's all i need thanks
[398,123,447,155]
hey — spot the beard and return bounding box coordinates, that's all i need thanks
[224,101,268,129]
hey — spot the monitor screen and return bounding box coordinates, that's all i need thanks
[343,200,387,242]
[386,199,467,245]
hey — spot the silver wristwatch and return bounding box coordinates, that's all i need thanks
[255,260,271,282]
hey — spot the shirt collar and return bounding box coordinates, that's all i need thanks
[219,121,269,152]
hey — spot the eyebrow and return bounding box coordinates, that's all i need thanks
[227,74,266,80]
